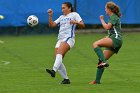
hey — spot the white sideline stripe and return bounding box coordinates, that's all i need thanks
[0,61,11,65]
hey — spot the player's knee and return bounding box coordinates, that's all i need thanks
[93,42,99,48]
[56,49,65,58]
[56,50,63,55]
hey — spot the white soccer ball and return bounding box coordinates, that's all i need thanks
[27,15,38,27]
[0,15,4,20]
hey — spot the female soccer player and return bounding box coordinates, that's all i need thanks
[89,1,122,84]
[46,2,85,84]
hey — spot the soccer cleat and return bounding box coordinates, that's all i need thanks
[61,79,70,84]
[89,80,100,84]
[97,62,109,68]
[98,59,102,65]
[46,69,56,77]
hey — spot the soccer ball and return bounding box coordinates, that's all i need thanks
[27,15,38,27]
[0,15,4,20]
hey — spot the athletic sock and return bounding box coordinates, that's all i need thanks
[53,54,62,72]
[58,63,69,79]
[94,47,106,63]
[95,68,105,83]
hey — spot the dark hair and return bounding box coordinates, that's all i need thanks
[63,2,74,12]
[106,1,121,17]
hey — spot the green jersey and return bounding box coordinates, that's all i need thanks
[108,14,122,40]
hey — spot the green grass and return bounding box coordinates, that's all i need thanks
[0,33,140,93]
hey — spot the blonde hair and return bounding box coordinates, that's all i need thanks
[106,1,121,17]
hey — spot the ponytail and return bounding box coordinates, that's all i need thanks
[71,7,74,12]
[106,2,121,17]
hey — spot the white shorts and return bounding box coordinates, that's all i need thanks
[55,38,75,48]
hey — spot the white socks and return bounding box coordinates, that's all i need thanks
[53,54,62,72]
[53,54,69,79]
[58,63,69,79]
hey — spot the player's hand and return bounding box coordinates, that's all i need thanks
[70,20,78,24]
[47,9,53,16]
[100,15,104,20]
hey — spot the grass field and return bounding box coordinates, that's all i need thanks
[0,32,140,93]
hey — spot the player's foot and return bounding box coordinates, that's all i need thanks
[89,80,100,84]
[46,69,55,77]
[97,62,109,68]
[61,79,70,84]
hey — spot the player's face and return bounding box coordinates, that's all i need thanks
[105,6,111,15]
[62,4,71,15]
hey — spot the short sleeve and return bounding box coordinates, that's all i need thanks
[108,17,116,25]
[73,12,82,22]
[54,16,61,25]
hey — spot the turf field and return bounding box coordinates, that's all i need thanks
[0,32,140,93]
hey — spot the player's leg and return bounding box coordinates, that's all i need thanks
[46,42,70,77]
[53,42,70,72]
[58,63,70,84]
[90,49,114,84]
[93,37,113,68]
[46,38,75,84]
[54,45,70,84]
[103,50,114,60]
[56,42,71,84]
[93,50,114,84]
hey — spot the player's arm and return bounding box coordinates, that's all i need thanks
[100,15,112,30]
[48,9,57,27]
[70,20,85,28]
[78,20,85,28]
[70,13,85,28]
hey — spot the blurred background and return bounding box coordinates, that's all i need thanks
[0,0,140,35]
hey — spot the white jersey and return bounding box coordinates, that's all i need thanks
[54,12,82,40]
